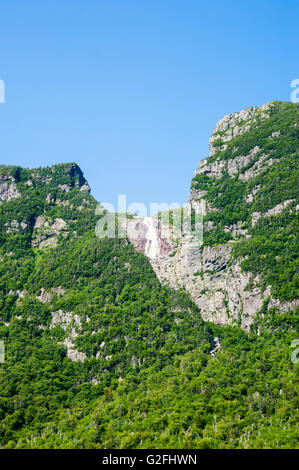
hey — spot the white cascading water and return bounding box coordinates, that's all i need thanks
[143,217,160,260]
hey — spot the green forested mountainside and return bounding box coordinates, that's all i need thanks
[0,163,97,254]
[0,102,298,449]
[192,102,299,301]
[0,164,212,447]
[20,321,298,449]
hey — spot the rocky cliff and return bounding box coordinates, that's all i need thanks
[125,101,299,329]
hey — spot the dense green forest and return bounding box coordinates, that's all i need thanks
[0,102,298,448]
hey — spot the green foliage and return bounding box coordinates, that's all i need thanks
[0,101,298,450]
[3,322,297,449]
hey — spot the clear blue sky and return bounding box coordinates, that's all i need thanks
[0,0,298,213]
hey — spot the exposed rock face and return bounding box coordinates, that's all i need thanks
[50,309,87,362]
[5,220,28,233]
[251,200,295,226]
[50,310,75,330]
[126,216,173,260]
[0,176,21,203]
[210,337,221,356]
[31,216,67,249]
[127,212,264,327]
[146,239,272,329]
[126,102,298,329]
[80,182,91,193]
[209,103,273,156]
[61,337,87,362]
[8,289,27,300]
[194,145,261,181]
[37,287,65,303]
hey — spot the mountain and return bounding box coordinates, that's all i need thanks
[125,101,299,329]
[0,101,298,449]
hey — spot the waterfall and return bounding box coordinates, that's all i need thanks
[143,217,160,259]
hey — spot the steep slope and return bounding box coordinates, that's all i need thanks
[0,163,212,447]
[25,322,299,449]
[126,101,299,329]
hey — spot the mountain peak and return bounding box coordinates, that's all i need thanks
[0,162,90,195]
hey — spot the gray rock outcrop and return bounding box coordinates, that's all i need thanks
[0,176,21,203]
